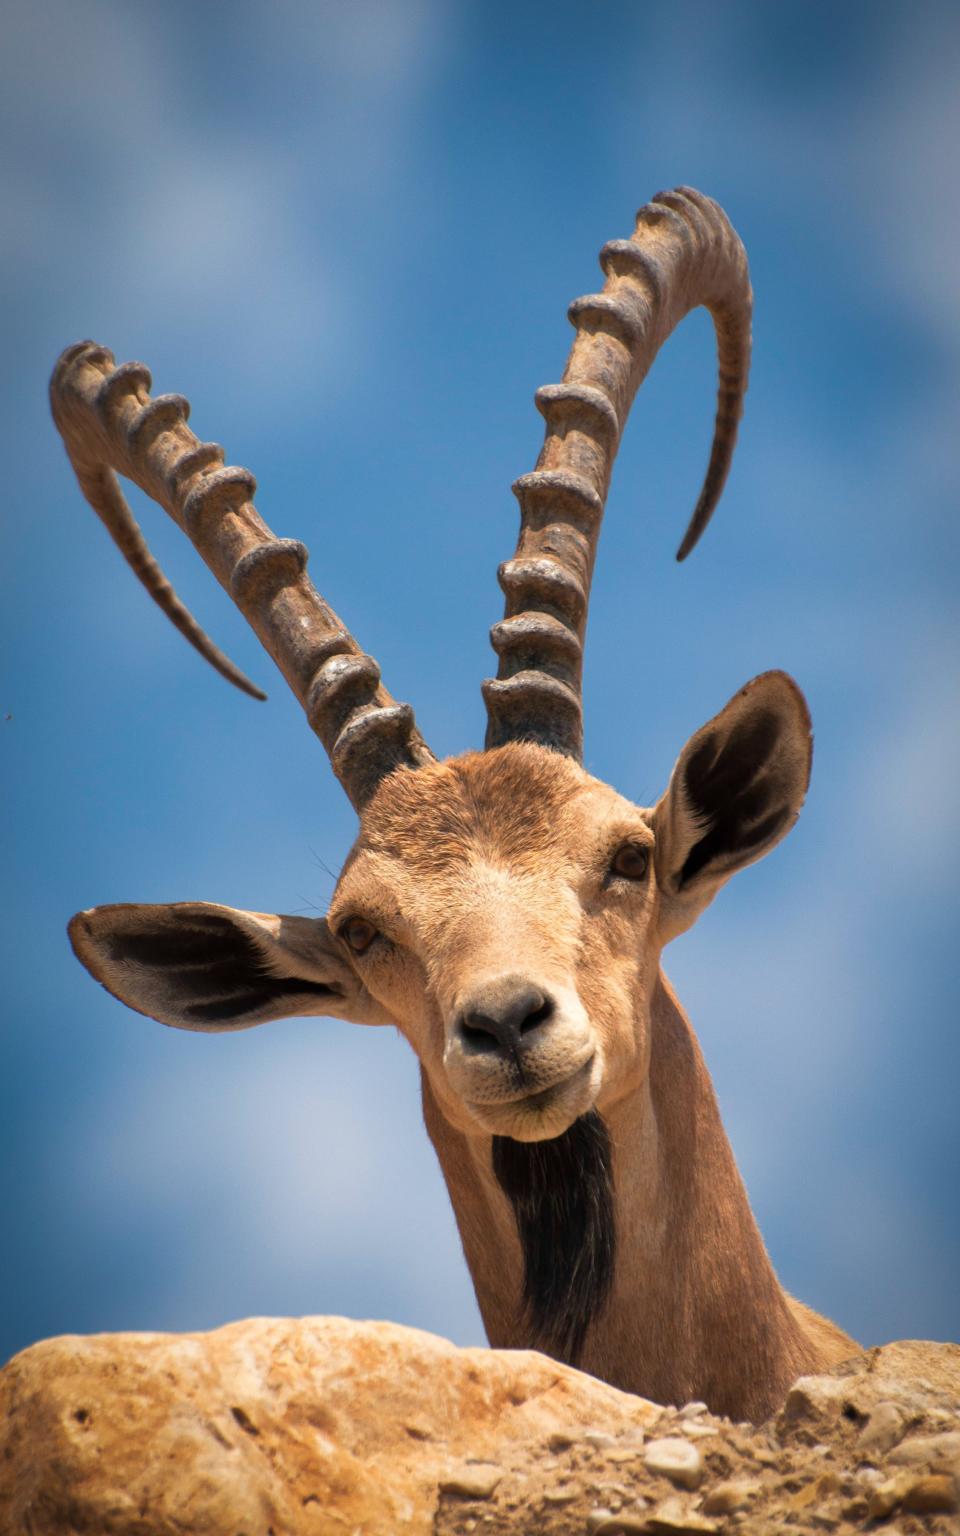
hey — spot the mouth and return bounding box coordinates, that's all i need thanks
[466,1053,598,1140]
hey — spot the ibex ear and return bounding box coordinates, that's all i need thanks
[68,901,392,1031]
[652,672,813,940]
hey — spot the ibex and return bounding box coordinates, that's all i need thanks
[53,186,856,1422]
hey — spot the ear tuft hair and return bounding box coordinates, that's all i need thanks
[68,901,386,1031]
[655,673,812,925]
[85,908,339,1026]
[679,704,798,885]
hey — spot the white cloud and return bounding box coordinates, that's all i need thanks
[4,0,453,403]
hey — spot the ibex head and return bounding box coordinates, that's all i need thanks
[56,188,812,1357]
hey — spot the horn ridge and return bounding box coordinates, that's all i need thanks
[51,341,434,810]
[483,186,753,760]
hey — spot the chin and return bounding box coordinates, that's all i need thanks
[468,1054,601,1141]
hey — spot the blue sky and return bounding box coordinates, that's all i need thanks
[2,0,958,1367]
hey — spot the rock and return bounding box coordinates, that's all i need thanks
[788,1470,842,1511]
[547,1430,575,1452]
[541,1486,579,1505]
[858,1465,885,1487]
[643,1436,704,1489]
[886,1429,960,1469]
[781,1374,851,1425]
[901,1474,959,1514]
[646,1494,720,1532]
[590,1516,649,1535]
[867,1470,959,1519]
[858,1339,960,1399]
[1,1320,957,1535]
[583,1429,617,1449]
[586,1511,617,1533]
[778,1339,960,1444]
[439,1462,503,1498]
[752,1446,780,1465]
[856,1399,906,1454]
[701,1479,762,1514]
[0,1316,658,1536]
[840,1493,870,1521]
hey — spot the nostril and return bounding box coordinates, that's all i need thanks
[521,995,554,1034]
[456,981,557,1056]
[460,1014,504,1053]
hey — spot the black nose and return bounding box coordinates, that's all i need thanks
[456,976,556,1057]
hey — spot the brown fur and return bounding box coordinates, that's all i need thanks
[331,709,857,1420]
[75,682,857,1422]
[421,952,854,1425]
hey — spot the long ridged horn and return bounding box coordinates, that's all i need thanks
[50,341,434,811]
[483,186,753,760]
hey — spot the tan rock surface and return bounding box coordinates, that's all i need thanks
[0,1315,657,1535]
[0,1321,957,1535]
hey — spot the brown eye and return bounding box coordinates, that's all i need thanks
[610,843,649,881]
[340,916,378,954]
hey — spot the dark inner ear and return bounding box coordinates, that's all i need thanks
[679,707,793,887]
[105,910,342,1024]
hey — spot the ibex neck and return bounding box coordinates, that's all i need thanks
[420,971,819,1422]
[596,972,821,1418]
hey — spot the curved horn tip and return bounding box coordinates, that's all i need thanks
[55,338,113,372]
[675,501,716,563]
[234,675,268,702]
[675,523,702,563]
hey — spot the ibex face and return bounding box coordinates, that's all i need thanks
[335,673,809,1146]
[331,746,633,1144]
[71,674,811,1152]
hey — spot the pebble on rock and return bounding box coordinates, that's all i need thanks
[901,1475,959,1515]
[541,1487,578,1505]
[701,1480,762,1515]
[645,1495,720,1534]
[867,1473,917,1520]
[886,1431,960,1470]
[584,1430,616,1449]
[780,1376,849,1425]
[867,1469,960,1519]
[643,1437,704,1490]
[856,1400,906,1455]
[438,1462,502,1499]
[586,1513,616,1535]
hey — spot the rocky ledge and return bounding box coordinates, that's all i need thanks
[0,1318,957,1534]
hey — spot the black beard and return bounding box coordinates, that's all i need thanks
[491,1109,616,1367]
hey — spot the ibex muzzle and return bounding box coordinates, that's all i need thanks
[448,966,597,1139]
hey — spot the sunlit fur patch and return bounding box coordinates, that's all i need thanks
[356,744,593,876]
[491,1110,615,1366]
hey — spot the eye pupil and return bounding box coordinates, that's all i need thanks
[343,918,377,953]
[612,844,649,880]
